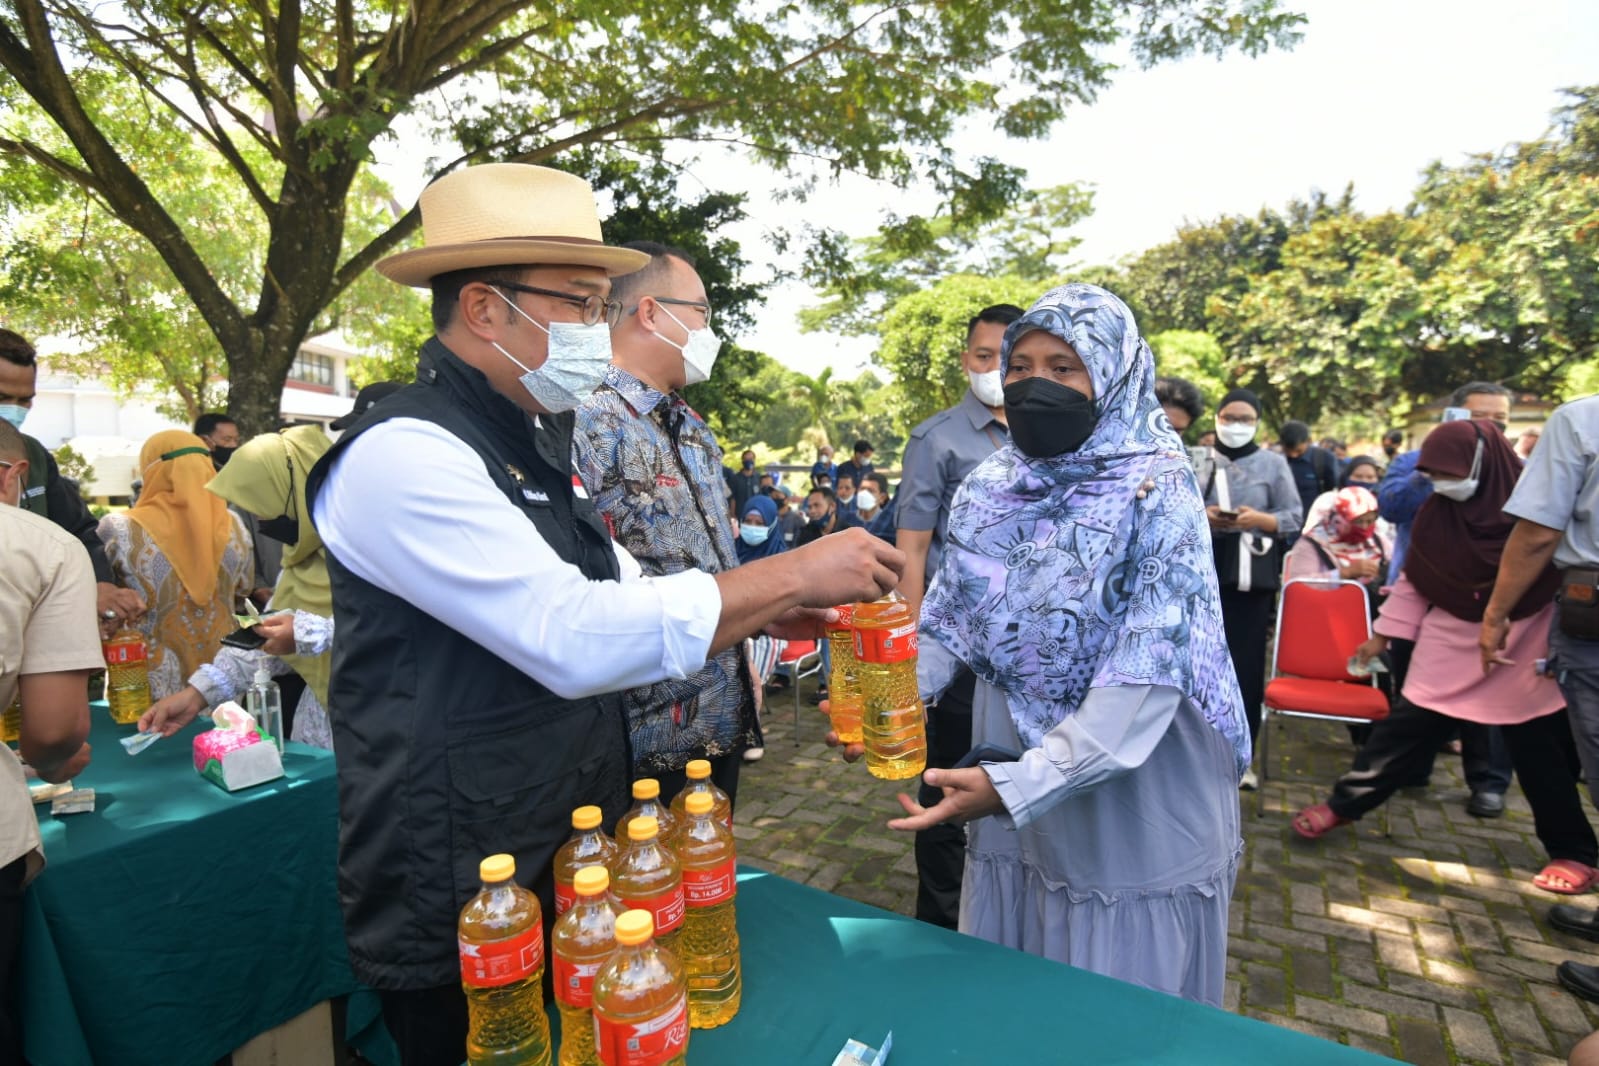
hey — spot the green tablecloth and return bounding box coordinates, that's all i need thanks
[21,704,386,1066]
[677,869,1399,1065]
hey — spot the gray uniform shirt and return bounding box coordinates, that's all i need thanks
[896,390,1008,580]
[1199,447,1302,535]
[1504,394,1599,571]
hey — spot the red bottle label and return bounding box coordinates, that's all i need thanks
[555,881,576,916]
[104,639,147,665]
[682,858,736,907]
[459,924,543,988]
[825,603,854,631]
[553,954,603,1008]
[619,885,684,936]
[854,622,918,664]
[595,995,688,1066]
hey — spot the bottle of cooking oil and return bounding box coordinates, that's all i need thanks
[553,866,623,1066]
[824,604,863,743]
[853,592,927,780]
[615,779,676,843]
[668,760,731,831]
[458,854,553,1066]
[2,692,20,746]
[553,806,619,917]
[676,791,740,1029]
[592,910,688,1066]
[612,817,684,956]
[102,626,151,725]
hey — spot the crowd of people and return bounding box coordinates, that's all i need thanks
[6,160,1599,1065]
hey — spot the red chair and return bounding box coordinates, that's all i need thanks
[776,639,824,743]
[1259,578,1390,815]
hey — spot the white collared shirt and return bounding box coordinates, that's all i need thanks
[314,418,721,699]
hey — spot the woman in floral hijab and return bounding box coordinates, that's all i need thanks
[884,284,1247,1005]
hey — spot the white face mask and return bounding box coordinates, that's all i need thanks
[1430,439,1483,502]
[855,489,878,514]
[739,524,770,546]
[491,289,613,412]
[656,305,722,386]
[968,368,1004,407]
[1216,422,1257,449]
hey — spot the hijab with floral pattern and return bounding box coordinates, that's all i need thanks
[920,284,1250,772]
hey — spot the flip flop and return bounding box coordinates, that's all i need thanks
[1534,860,1599,895]
[1292,803,1352,841]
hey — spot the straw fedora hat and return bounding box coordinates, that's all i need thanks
[376,163,650,287]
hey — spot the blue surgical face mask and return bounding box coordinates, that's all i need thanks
[0,404,27,430]
[491,289,613,413]
[739,524,770,546]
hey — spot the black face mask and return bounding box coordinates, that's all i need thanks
[258,515,300,544]
[1003,377,1098,458]
[210,445,236,468]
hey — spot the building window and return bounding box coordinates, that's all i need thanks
[289,351,335,388]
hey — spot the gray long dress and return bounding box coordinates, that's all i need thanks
[922,640,1242,1007]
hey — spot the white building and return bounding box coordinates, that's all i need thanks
[24,333,372,499]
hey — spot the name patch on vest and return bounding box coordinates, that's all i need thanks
[522,488,550,503]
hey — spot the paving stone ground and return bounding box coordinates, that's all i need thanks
[734,675,1599,1065]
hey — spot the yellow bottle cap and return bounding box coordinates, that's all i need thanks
[573,865,610,896]
[685,759,711,780]
[479,854,515,883]
[628,816,659,842]
[633,778,660,800]
[614,909,654,945]
[571,805,603,830]
[685,792,714,816]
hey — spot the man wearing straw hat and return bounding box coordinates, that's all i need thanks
[307,163,902,1063]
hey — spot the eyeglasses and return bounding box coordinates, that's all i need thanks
[634,297,713,327]
[1217,413,1258,426]
[487,279,622,328]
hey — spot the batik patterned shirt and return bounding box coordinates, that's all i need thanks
[572,367,757,770]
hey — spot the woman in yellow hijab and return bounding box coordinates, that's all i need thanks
[97,430,255,699]
[135,424,339,747]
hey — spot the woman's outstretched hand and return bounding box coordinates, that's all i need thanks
[887,767,1005,831]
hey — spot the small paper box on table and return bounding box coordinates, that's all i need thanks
[193,702,284,792]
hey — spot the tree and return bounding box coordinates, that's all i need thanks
[0,0,1303,433]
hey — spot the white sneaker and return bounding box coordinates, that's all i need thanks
[1239,769,1258,791]
[742,746,765,763]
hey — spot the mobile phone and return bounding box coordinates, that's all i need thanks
[1442,406,1472,422]
[221,626,267,651]
[952,743,1022,769]
[1216,508,1240,521]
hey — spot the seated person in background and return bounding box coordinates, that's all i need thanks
[0,419,102,1061]
[769,485,807,546]
[1284,486,1391,589]
[1300,456,1394,545]
[794,486,862,547]
[835,472,859,519]
[836,438,874,489]
[810,444,837,487]
[735,495,787,563]
[96,430,256,698]
[856,472,896,545]
[1154,375,1204,440]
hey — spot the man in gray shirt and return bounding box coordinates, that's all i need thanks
[1479,393,1599,999]
[895,302,1022,928]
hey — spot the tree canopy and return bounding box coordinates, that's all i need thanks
[0,0,1303,433]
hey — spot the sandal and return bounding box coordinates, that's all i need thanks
[1534,860,1599,895]
[1292,803,1352,841]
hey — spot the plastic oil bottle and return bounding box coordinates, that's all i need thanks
[853,592,928,780]
[612,817,684,956]
[676,791,740,1029]
[824,604,863,743]
[2,693,20,745]
[616,779,677,843]
[552,866,624,1066]
[554,806,619,917]
[458,854,553,1066]
[102,626,151,725]
[668,760,732,831]
[592,910,689,1066]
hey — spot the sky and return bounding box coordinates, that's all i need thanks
[683,0,1599,378]
[375,0,1598,380]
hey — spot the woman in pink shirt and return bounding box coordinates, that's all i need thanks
[1292,421,1597,894]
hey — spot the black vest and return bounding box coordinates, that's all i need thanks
[306,339,631,989]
